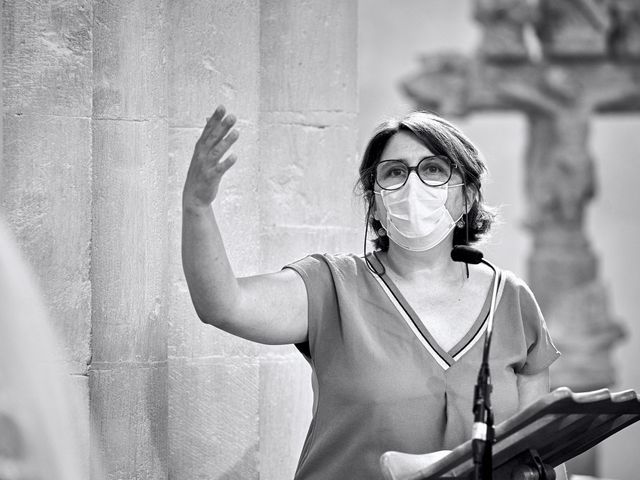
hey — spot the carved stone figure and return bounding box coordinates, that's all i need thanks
[608,0,640,59]
[498,67,595,229]
[473,0,540,60]
[536,0,611,57]
[402,53,471,116]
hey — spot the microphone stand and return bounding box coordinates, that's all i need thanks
[451,246,499,480]
[472,257,499,480]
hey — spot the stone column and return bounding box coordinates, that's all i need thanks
[1,0,92,474]
[0,0,2,171]
[258,1,359,478]
[1,0,92,383]
[166,1,262,478]
[167,1,359,478]
[90,1,169,478]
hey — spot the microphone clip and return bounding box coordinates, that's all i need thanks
[472,360,494,480]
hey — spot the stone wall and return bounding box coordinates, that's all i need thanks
[1,1,359,479]
[91,1,169,478]
[0,0,93,476]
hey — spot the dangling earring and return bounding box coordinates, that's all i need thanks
[456,218,465,229]
[377,227,387,237]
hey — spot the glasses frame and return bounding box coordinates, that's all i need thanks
[374,155,459,191]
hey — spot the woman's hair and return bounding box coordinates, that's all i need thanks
[356,111,495,251]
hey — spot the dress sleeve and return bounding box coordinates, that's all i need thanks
[516,281,561,375]
[282,254,337,361]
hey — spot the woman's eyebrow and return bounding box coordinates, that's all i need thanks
[379,155,439,162]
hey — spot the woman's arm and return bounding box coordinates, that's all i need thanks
[516,368,549,410]
[182,105,308,345]
[517,369,568,480]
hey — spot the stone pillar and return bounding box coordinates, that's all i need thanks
[167,1,359,478]
[166,1,262,478]
[0,0,92,475]
[0,0,2,173]
[258,1,359,478]
[1,0,92,382]
[90,1,169,478]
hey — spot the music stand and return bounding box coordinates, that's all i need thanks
[381,387,640,480]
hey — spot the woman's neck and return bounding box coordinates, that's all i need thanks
[381,236,465,283]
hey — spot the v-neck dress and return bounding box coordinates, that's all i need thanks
[284,253,560,480]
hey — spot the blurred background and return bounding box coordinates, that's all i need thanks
[0,1,638,479]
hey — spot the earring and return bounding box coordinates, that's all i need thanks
[456,218,465,229]
[377,227,387,237]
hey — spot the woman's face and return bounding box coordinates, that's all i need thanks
[373,131,467,224]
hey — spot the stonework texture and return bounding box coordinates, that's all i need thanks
[90,1,170,478]
[1,1,359,479]
[1,0,92,376]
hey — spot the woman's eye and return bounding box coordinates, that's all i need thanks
[420,159,449,177]
[388,168,404,177]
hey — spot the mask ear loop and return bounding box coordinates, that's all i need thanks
[363,202,371,258]
[363,192,374,263]
[463,184,470,279]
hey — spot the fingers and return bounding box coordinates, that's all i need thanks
[207,128,239,163]
[208,114,236,149]
[200,105,226,140]
[184,106,240,206]
[200,107,237,151]
[213,154,237,175]
[193,105,240,166]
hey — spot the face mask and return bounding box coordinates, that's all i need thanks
[375,174,463,251]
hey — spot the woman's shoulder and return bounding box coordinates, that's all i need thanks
[499,267,526,288]
[287,252,365,275]
[467,261,525,287]
[320,252,367,273]
[489,265,542,310]
[464,259,533,303]
[475,262,527,290]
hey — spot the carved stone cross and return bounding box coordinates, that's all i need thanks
[403,0,639,394]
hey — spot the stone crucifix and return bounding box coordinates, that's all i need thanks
[402,0,640,395]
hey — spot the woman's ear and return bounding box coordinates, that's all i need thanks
[464,186,478,213]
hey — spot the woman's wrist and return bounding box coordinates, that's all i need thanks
[182,198,211,216]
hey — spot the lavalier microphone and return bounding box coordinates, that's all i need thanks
[451,245,484,265]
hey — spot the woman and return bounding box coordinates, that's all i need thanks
[182,106,563,479]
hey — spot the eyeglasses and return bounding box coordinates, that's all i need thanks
[375,156,458,191]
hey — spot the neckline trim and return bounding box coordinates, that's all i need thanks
[364,252,496,369]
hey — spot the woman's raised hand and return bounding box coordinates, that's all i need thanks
[183,105,239,210]
[181,105,308,345]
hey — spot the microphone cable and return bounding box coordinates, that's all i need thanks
[451,245,502,480]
